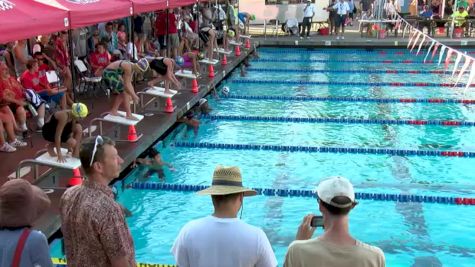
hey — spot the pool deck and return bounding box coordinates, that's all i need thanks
[3,32,475,239]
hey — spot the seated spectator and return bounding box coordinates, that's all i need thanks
[0,105,27,149]
[101,22,119,53]
[452,6,469,31]
[148,58,182,94]
[172,165,277,267]
[284,176,385,267]
[420,5,434,18]
[21,59,67,110]
[88,29,101,53]
[0,61,46,132]
[0,117,16,152]
[32,35,55,59]
[117,31,128,59]
[0,179,53,267]
[134,147,174,182]
[89,43,110,77]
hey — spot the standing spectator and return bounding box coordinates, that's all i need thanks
[301,0,316,39]
[2,42,16,78]
[347,0,355,26]
[13,40,29,78]
[155,10,168,56]
[89,43,111,77]
[101,22,119,54]
[360,0,374,19]
[332,0,351,39]
[60,136,135,267]
[284,176,385,267]
[172,165,277,267]
[0,179,53,267]
[327,0,338,35]
[88,29,101,53]
[134,15,144,36]
[54,32,74,106]
[167,9,180,59]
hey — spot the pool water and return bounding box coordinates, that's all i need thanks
[51,48,475,266]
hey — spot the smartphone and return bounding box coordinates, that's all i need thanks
[310,215,324,228]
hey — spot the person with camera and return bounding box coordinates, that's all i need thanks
[284,176,385,267]
[301,0,316,39]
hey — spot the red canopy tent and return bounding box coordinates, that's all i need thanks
[168,0,197,9]
[131,0,167,14]
[0,0,68,43]
[36,0,133,29]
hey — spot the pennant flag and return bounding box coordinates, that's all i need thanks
[407,30,416,48]
[424,41,436,62]
[463,62,475,95]
[411,32,421,52]
[431,43,440,59]
[402,23,409,38]
[417,36,426,55]
[445,49,454,70]
[452,52,463,77]
[438,45,447,66]
[455,57,471,86]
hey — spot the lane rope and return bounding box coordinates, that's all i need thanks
[174,142,475,158]
[254,58,447,64]
[202,115,475,127]
[257,49,475,55]
[222,94,475,104]
[130,182,475,206]
[231,79,470,87]
[246,67,466,75]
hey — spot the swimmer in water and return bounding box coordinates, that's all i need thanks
[134,148,174,181]
[177,111,200,137]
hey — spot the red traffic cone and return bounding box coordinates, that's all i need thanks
[221,55,228,65]
[72,167,81,177]
[245,39,251,49]
[128,125,139,142]
[68,177,82,187]
[235,45,241,56]
[164,97,174,113]
[208,64,215,78]
[192,79,199,93]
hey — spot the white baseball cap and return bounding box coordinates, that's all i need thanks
[316,176,355,208]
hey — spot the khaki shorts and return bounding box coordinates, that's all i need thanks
[168,33,179,49]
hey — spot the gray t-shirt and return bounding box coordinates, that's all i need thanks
[0,229,53,267]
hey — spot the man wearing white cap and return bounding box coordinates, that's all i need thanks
[172,165,277,267]
[284,176,385,267]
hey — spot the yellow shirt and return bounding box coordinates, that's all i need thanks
[452,10,468,26]
[284,238,385,267]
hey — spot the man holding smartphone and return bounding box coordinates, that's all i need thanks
[301,0,316,39]
[284,176,385,267]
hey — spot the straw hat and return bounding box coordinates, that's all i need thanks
[197,166,257,196]
[0,180,51,227]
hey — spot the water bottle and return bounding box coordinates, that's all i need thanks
[27,103,38,117]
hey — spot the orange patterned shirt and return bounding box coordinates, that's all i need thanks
[60,181,135,267]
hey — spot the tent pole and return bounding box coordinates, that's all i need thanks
[68,29,77,102]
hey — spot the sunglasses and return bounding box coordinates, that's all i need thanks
[89,135,104,167]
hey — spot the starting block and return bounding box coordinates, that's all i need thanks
[229,40,243,46]
[199,58,219,65]
[89,111,144,142]
[137,87,177,112]
[15,148,81,179]
[214,48,232,55]
[240,35,252,39]
[175,69,198,79]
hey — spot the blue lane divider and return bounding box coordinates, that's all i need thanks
[222,94,475,104]
[174,142,474,158]
[254,58,442,64]
[129,182,475,206]
[230,79,466,88]
[246,68,462,75]
[202,115,475,127]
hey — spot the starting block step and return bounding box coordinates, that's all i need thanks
[229,40,243,46]
[175,70,198,79]
[214,48,232,55]
[36,148,81,169]
[103,111,144,126]
[240,35,252,39]
[199,58,219,65]
[144,87,177,98]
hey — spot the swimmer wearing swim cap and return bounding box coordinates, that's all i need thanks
[42,105,86,163]
[134,148,175,182]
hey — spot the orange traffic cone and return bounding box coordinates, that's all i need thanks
[192,79,199,93]
[235,45,241,56]
[221,55,228,65]
[245,39,251,49]
[128,125,139,142]
[208,64,215,78]
[164,97,174,113]
[72,167,81,177]
[68,168,82,187]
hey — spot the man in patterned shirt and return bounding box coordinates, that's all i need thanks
[60,135,135,267]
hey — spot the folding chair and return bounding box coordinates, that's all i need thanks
[74,59,105,97]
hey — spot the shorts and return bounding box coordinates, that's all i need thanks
[182,54,193,68]
[336,15,347,27]
[238,13,246,24]
[39,92,64,105]
[168,33,179,49]
[199,27,211,43]
[157,35,167,49]
[145,168,165,179]
[103,69,124,94]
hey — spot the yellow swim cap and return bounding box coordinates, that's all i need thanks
[71,103,88,118]
[227,30,236,38]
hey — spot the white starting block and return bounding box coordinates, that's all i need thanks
[15,148,81,179]
[240,35,252,39]
[199,58,219,65]
[214,48,232,55]
[175,69,197,79]
[229,40,243,46]
[89,111,144,142]
[137,87,177,113]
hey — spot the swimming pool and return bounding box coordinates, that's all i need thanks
[52,47,475,266]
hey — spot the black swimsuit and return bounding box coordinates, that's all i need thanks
[150,58,167,76]
[42,113,74,143]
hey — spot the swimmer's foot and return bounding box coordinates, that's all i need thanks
[125,114,140,121]
[109,111,121,117]
[46,144,57,157]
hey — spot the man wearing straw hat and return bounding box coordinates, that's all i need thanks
[172,165,277,267]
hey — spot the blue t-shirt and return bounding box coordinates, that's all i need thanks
[0,229,53,267]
